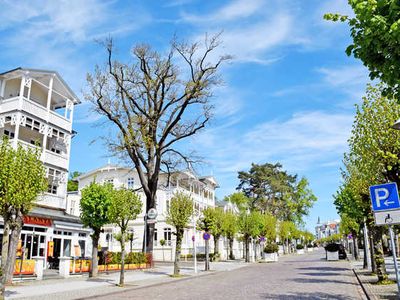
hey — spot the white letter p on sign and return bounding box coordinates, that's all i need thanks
[375,188,389,208]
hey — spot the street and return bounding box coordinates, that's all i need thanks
[91,250,365,300]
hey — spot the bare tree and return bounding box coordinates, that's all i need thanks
[86,34,230,253]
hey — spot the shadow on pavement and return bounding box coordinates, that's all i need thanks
[298,272,353,277]
[262,292,355,299]
[297,266,349,272]
[291,277,357,286]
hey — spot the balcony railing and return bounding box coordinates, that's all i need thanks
[37,194,66,210]
[43,150,69,170]
[0,97,71,131]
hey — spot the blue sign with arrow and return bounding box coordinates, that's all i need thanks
[370,182,400,212]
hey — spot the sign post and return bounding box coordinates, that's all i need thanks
[369,182,400,294]
[203,232,211,271]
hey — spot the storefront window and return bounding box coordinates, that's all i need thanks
[63,239,71,257]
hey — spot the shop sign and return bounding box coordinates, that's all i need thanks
[23,216,52,227]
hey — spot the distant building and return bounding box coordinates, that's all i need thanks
[68,164,219,261]
[315,219,340,239]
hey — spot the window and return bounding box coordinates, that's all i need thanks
[3,130,14,139]
[47,168,62,195]
[105,178,114,186]
[70,200,75,215]
[154,228,158,246]
[50,147,61,154]
[127,177,135,189]
[164,228,172,246]
[48,184,57,194]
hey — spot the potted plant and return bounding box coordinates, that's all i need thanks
[264,243,279,262]
[296,244,305,254]
[307,244,313,252]
[325,243,340,261]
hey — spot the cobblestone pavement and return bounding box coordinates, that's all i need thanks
[93,249,366,300]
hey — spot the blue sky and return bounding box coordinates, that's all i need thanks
[0,0,370,230]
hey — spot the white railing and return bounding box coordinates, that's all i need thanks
[0,96,71,131]
[43,150,69,170]
[37,194,66,210]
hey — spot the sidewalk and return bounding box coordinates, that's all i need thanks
[351,252,399,300]
[5,260,248,300]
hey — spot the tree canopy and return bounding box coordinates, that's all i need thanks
[324,0,400,98]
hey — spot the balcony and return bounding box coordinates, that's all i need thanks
[43,149,69,170]
[0,96,72,131]
[37,193,67,210]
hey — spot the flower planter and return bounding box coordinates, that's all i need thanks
[98,265,106,271]
[14,259,35,275]
[326,251,339,261]
[296,249,305,254]
[107,264,120,271]
[307,248,313,252]
[264,252,278,262]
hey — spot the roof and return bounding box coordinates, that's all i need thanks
[0,67,81,104]
[30,206,82,224]
[76,163,132,181]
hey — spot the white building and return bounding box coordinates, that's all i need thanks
[0,68,90,269]
[315,219,340,240]
[70,164,223,261]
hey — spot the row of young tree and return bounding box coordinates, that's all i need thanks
[333,84,400,283]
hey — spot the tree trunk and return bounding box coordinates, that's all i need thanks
[372,226,388,282]
[253,240,257,261]
[353,234,359,260]
[143,194,156,254]
[229,238,234,260]
[0,219,10,297]
[369,228,376,273]
[205,238,210,271]
[90,232,100,278]
[245,236,250,263]
[214,235,219,256]
[119,233,125,286]
[173,229,183,275]
[4,220,22,284]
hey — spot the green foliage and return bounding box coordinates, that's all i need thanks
[296,244,304,250]
[160,239,166,246]
[237,163,316,223]
[238,211,263,239]
[166,192,193,230]
[278,221,297,240]
[80,182,113,233]
[0,139,47,215]
[303,231,315,244]
[340,214,360,236]
[67,171,81,192]
[221,210,238,240]
[264,243,279,253]
[108,188,142,232]
[197,207,224,238]
[224,192,249,212]
[325,1,400,98]
[261,213,277,241]
[100,251,147,265]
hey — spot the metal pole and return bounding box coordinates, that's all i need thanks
[144,215,147,254]
[389,225,400,295]
[193,215,197,274]
[363,220,371,270]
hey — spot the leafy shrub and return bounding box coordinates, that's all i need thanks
[296,244,304,250]
[264,243,279,253]
[325,243,340,252]
[99,251,147,265]
[307,244,313,248]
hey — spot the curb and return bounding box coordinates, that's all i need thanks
[352,268,377,300]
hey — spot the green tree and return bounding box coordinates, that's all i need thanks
[108,188,142,286]
[86,34,230,254]
[341,84,400,282]
[224,192,249,213]
[198,207,224,257]
[166,192,193,276]
[237,163,316,222]
[325,1,400,98]
[221,211,238,260]
[261,213,277,242]
[80,182,113,278]
[278,221,297,254]
[238,211,263,262]
[0,140,47,289]
[67,171,82,192]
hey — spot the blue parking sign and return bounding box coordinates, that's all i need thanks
[370,182,400,212]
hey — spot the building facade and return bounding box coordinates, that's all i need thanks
[315,219,340,240]
[70,164,222,260]
[0,68,90,269]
